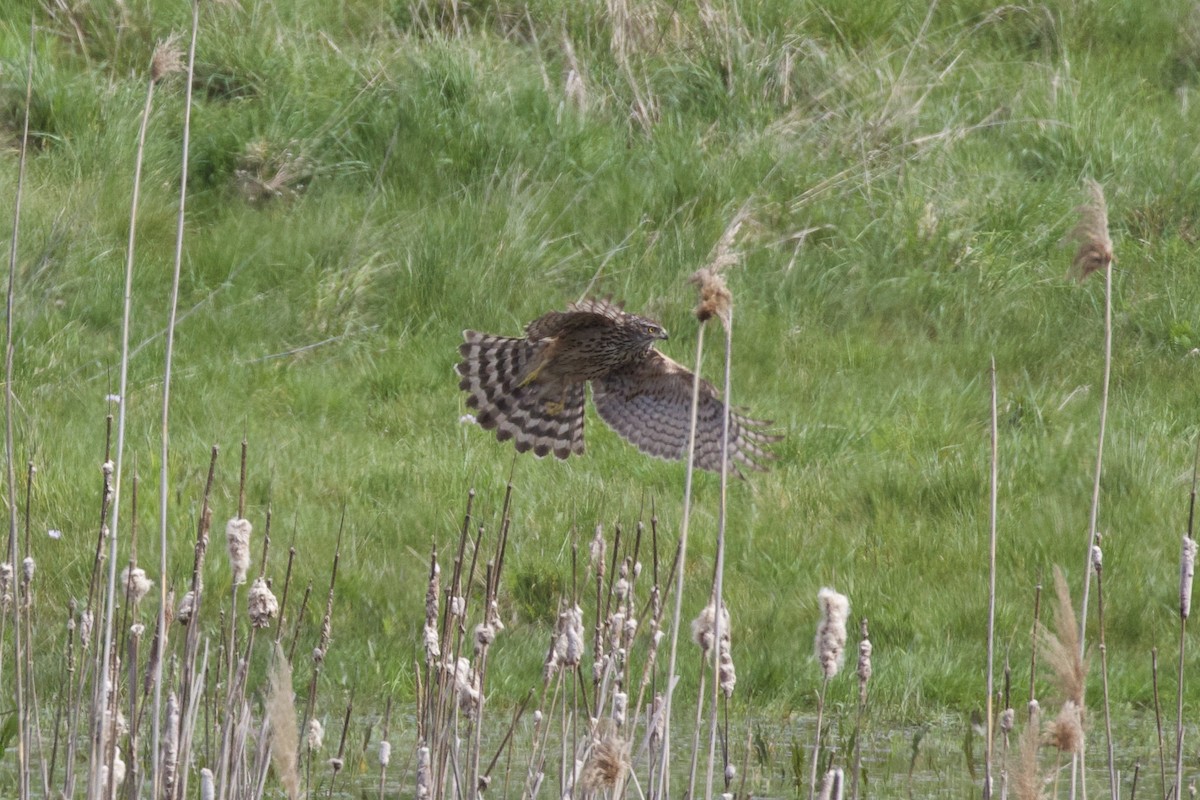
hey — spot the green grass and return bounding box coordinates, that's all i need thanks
[2,0,1200,731]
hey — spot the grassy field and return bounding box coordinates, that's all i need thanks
[2,0,1200,759]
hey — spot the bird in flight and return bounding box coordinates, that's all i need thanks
[456,297,777,472]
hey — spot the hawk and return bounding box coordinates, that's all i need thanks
[456,298,777,472]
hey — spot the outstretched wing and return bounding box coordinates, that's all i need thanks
[524,297,626,341]
[590,350,778,473]
[458,332,587,459]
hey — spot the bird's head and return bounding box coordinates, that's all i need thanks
[630,317,669,343]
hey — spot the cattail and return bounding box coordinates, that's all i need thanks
[378,741,391,767]
[590,524,605,576]
[306,718,324,751]
[815,587,850,679]
[199,768,214,800]
[416,745,431,799]
[1000,707,1016,736]
[648,694,666,749]
[613,691,628,725]
[449,595,466,617]
[718,643,737,697]
[176,590,196,624]
[225,517,252,584]
[0,562,11,607]
[162,692,180,798]
[447,656,481,717]
[554,604,585,667]
[424,623,440,663]
[80,608,94,648]
[1092,544,1103,573]
[725,764,736,784]
[425,558,440,623]
[120,564,152,604]
[21,556,33,583]
[1181,536,1197,620]
[151,36,184,83]
[474,622,496,656]
[690,600,731,659]
[247,577,279,627]
[857,618,873,704]
[328,758,344,774]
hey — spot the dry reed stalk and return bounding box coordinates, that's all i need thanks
[300,519,342,792]
[1152,648,1167,797]
[3,19,33,797]
[377,698,393,800]
[850,618,871,800]
[985,358,999,800]
[152,14,195,799]
[1092,543,1117,800]
[1175,535,1196,800]
[655,302,708,800]
[1069,178,1114,662]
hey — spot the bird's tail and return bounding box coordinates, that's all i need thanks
[457,331,586,459]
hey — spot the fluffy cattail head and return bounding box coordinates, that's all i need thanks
[1182,536,1197,620]
[0,562,12,608]
[1065,178,1114,282]
[815,587,850,679]
[690,600,731,659]
[306,718,324,751]
[225,517,252,585]
[176,591,196,625]
[248,577,279,628]
[554,604,585,668]
[121,565,153,605]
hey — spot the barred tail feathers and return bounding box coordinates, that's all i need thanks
[457,331,586,460]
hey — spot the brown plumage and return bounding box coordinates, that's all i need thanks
[456,298,777,472]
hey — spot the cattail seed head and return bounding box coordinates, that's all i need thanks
[1065,178,1114,282]
[1181,536,1197,620]
[589,524,605,575]
[1091,544,1103,573]
[80,609,94,648]
[613,691,627,725]
[328,758,344,774]
[225,517,252,585]
[1000,707,1015,735]
[247,577,279,628]
[199,768,214,800]
[416,746,431,799]
[306,718,324,751]
[0,562,11,607]
[719,643,737,697]
[378,741,391,767]
[555,604,585,667]
[425,558,440,624]
[690,600,731,659]
[176,591,196,624]
[21,556,34,583]
[424,624,440,663]
[120,565,153,604]
[474,622,496,656]
[815,587,850,679]
[449,595,466,617]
